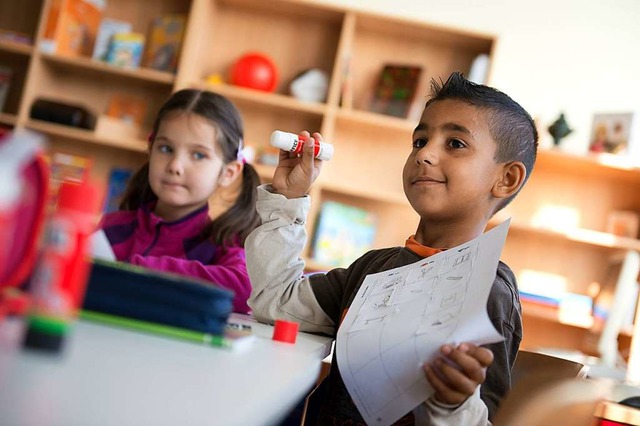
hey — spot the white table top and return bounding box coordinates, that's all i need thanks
[0,313,333,426]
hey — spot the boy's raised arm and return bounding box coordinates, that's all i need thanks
[246,131,335,335]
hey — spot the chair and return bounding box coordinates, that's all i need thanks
[511,349,590,387]
[494,350,604,426]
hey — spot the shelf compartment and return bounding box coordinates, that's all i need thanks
[336,108,417,133]
[25,119,148,153]
[347,12,494,117]
[199,82,327,115]
[536,148,640,183]
[0,39,33,56]
[181,0,343,98]
[0,112,17,126]
[40,53,175,85]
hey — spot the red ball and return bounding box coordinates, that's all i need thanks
[230,53,279,92]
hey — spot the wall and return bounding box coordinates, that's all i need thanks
[324,0,640,156]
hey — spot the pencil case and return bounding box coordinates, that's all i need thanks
[83,259,234,336]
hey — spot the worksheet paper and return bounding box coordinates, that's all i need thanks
[336,219,510,426]
[90,229,116,261]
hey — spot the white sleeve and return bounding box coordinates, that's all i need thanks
[245,185,335,335]
[413,387,491,426]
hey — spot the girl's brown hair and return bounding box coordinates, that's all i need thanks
[119,89,261,248]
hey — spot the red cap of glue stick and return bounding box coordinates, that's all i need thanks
[272,319,299,344]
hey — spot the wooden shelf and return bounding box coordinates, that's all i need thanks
[198,82,327,116]
[0,112,17,126]
[320,179,408,206]
[40,53,175,85]
[536,148,640,183]
[253,163,276,181]
[0,39,33,55]
[495,218,640,251]
[25,119,148,153]
[336,109,416,133]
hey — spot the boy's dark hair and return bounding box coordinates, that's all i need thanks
[426,72,538,210]
[119,89,261,248]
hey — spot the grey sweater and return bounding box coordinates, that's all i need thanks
[246,185,522,425]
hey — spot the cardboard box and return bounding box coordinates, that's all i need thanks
[41,0,105,56]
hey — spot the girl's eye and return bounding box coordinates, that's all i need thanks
[412,138,427,149]
[193,152,206,160]
[449,138,466,149]
[158,145,172,153]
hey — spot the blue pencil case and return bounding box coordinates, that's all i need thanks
[83,259,234,336]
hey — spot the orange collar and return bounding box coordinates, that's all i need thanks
[405,235,443,258]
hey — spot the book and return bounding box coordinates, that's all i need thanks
[369,64,422,118]
[311,201,377,268]
[142,14,186,72]
[105,32,145,68]
[40,0,105,56]
[92,18,132,61]
[104,167,133,213]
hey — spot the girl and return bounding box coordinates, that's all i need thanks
[100,89,261,314]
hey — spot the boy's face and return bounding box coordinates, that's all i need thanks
[403,99,503,224]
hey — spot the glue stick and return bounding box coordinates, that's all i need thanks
[23,180,103,352]
[270,130,334,161]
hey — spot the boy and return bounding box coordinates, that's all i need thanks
[245,72,538,425]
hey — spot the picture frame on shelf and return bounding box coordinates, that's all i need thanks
[588,112,635,156]
[368,64,422,119]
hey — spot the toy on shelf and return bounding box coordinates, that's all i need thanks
[142,14,186,73]
[230,52,278,92]
[289,68,328,103]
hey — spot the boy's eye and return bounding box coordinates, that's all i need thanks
[448,138,466,149]
[412,138,427,149]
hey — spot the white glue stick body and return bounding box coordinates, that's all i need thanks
[270,130,334,161]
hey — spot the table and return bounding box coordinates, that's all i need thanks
[0,313,333,426]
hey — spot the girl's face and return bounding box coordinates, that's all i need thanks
[148,112,236,221]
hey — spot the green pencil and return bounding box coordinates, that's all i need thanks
[79,310,251,350]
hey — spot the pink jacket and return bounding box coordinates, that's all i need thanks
[100,204,251,314]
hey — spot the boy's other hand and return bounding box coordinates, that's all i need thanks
[272,131,323,199]
[423,343,494,407]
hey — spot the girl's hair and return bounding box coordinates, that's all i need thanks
[119,89,261,248]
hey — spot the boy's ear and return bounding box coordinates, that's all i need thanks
[217,161,243,187]
[492,161,527,200]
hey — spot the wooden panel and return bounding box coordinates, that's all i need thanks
[0,0,43,37]
[502,229,617,294]
[327,118,412,198]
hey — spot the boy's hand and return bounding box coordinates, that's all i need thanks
[272,131,323,199]
[423,343,494,407]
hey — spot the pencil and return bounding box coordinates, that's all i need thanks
[79,310,236,349]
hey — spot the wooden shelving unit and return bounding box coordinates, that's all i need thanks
[2,0,635,353]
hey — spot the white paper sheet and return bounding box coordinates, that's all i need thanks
[90,229,116,261]
[336,219,511,426]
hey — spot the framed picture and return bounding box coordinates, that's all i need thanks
[589,112,634,155]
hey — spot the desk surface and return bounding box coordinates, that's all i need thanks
[0,314,333,426]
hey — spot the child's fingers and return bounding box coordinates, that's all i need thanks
[433,356,479,395]
[423,362,467,405]
[301,135,316,169]
[444,344,493,383]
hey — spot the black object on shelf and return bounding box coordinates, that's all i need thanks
[29,98,97,130]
